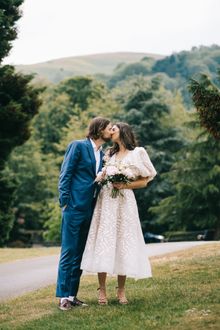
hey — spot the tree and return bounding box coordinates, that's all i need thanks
[152,45,220,107]
[0,0,23,62]
[150,130,220,238]
[189,71,220,140]
[0,65,42,164]
[150,72,220,238]
[108,59,154,88]
[4,139,57,244]
[0,1,43,245]
[33,77,107,154]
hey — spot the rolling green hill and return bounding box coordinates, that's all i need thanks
[15,52,164,83]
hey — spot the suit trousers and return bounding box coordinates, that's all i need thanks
[56,206,92,298]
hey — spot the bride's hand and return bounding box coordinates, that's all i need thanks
[113,177,149,190]
[112,182,126,189]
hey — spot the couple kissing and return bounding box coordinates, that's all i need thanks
[56,117,157,310]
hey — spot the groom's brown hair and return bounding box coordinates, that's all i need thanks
[87,117,110,140]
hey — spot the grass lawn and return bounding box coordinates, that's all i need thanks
[0,247,60,264]
[0,243,219,330]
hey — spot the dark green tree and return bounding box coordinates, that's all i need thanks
[150,72,220,238]
[0,0,23,62]
[189,72,220,140]
[0,65,42,164]
[0,1,42,245]
[150,130,220,238]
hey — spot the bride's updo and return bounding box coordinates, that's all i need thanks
[109,122,137,156]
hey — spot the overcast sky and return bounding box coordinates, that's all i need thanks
[3,0,220,65]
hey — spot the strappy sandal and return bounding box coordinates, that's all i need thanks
[116,287,128,305]
[97,287,108,305]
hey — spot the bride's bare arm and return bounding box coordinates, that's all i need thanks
[113,177,150,190]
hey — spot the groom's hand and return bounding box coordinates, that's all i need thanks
[62,204,67,211]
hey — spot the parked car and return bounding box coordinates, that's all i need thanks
[197,229,215,241]
[144,232,165,243]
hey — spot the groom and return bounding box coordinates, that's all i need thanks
[56,117,112,310]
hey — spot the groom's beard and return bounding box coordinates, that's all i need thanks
[102,137,111,142]
[100,133,112,143]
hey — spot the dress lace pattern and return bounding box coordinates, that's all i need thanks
[80,147,157,279]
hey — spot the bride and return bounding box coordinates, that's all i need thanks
[81,122,157,305]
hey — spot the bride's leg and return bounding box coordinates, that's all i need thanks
[116,275,128,304]
[97,272,108,305]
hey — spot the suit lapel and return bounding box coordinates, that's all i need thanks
[86,139,96,175]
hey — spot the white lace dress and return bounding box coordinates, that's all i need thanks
[81,147,157,279]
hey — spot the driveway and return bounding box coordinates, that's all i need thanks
[0,241,217,301]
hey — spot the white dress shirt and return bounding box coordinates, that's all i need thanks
[90,139,102,174]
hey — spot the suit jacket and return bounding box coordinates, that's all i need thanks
[58,138,103,213]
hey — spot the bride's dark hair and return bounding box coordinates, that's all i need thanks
[109,122,137,156]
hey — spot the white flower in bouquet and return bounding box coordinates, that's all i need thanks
[105,165,118,176]
[123,168,135,179]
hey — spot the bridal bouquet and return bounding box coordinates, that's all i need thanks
[95,162,135,198]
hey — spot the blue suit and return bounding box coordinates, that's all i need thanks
[56,138,103,298]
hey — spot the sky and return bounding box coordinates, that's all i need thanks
[3,0,220,65]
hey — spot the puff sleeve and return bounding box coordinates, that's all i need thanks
[132,147,157,182]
